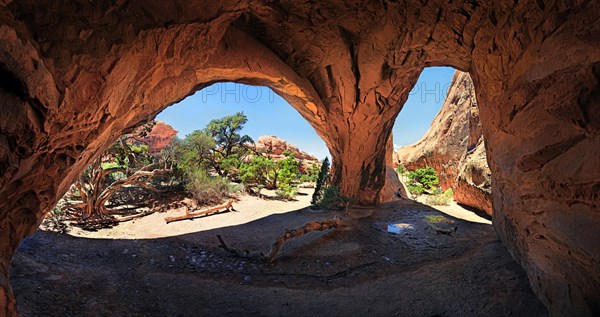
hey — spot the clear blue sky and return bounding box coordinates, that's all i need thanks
[392,66,455,149]
[156,67,455,160]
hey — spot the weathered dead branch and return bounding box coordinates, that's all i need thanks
[261,217,342,262]
[216,216,342,263]
[164,200,234,223]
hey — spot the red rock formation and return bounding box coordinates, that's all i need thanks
[395,72,492,215]
[136,121,178,155]
[0,1,599,315]
[454,139,493,216]
[254,136,318,162]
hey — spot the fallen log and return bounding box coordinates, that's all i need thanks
[70,210,156,229]
[261,216,342,262]
[165,200,234,224]
[216,216,343,263]
[112,210,156,223]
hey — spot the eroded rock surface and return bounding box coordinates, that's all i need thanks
[395,72,492,215]
[138,121,178,155]
[254,135,318,162]
[0,1,599,316]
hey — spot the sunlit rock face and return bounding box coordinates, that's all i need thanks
[0,1,599,316]
[395,72,492,216]
[137,121,178,155]
[254,135,318,162]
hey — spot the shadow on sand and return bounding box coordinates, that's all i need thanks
[10,199,547,317]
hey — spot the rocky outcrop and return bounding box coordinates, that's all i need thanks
[252,135,320,174]
[254,136,318,162]
[454,138,492,215]
[131,121,178,155]
[142,121,178,154]
[394,72,492,215]
[0,1,599,316]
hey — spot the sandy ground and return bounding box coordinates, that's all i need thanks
[68,188,491,241]
[10,192,547,317]
[67,188,317,240]
[414,196,492,225]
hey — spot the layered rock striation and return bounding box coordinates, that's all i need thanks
[395,71,492,215]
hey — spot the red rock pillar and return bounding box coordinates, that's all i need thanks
[328,121,393,205]
[321,88,409,205]
[310,60,419,204]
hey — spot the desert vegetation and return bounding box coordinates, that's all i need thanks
[52,113,324,229]
[400,165,454,206]
[310,157,355,210]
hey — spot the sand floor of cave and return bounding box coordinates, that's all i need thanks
[66,188,490,241]
[11,195,546,317]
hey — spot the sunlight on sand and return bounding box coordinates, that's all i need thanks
[65,187,491,241]
[67,188,315,240]
[415,197,492,225]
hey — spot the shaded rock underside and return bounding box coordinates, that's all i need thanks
[11,201,547,317]
[0,1,598,316]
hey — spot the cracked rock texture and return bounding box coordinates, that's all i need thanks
[395,72,492,215]
[0,1,599,316]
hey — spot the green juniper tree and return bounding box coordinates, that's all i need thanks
[311,157,330,207]
[203,112,253,177]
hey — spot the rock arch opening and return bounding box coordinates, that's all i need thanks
[45,81,330,239]
[1,1,599,315]
[393,67,493,221]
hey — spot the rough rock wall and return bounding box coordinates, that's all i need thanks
[395,71,492,215]
[470,3,600,314]
[454,138,493,215]
[0,1,598,316]
[468,6,600,308]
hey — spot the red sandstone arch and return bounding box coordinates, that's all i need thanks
[1,1,599,316]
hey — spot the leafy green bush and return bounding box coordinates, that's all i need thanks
[185,170,229,205]
[407,166,439,195]
[425,193,451,205]
[395,164,406,175]
[203,112,253,177]
[443,188,453,197]
[275,184,298,200]
[300,174,313,182]
[276,154,300,187]
[425,215,454,224]
[239,155,277,189]
[312,185,355,210]
[424,187,454,206]
[228,182,245,194]
[300,163,320,182]
[175,130,215,175]
[101,162,122,170]
[310,157,356,209]
[407,183,425,195]
[311,157,330,207]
